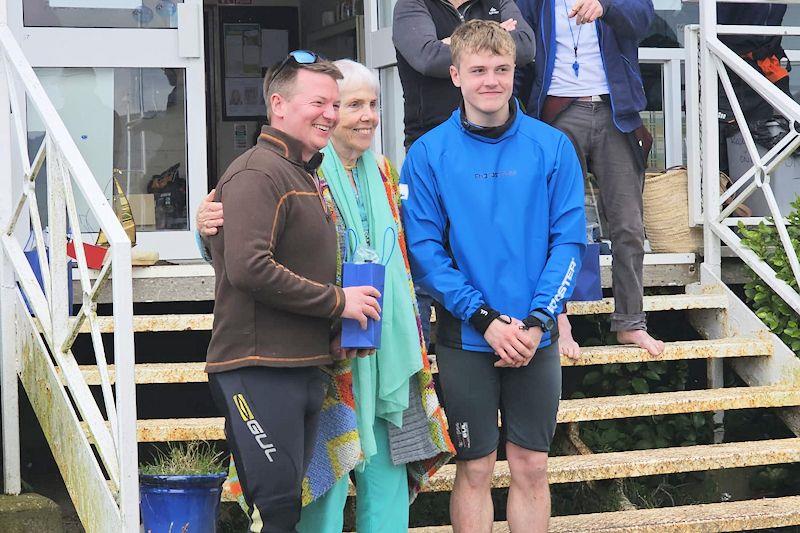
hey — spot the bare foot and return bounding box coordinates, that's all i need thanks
[617,329,665,356]
[557,313,581,360]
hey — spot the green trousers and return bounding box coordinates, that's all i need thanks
[297,417,409,532]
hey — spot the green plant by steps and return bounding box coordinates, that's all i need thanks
[738,196,800,354]
[573,360,713,451]
[140,441,226,476]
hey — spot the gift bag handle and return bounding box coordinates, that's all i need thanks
[380,227,396,266]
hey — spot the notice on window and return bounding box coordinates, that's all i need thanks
[224,23,263,78]
[226,77,266,118]
[50,0,138,7]
[261,29,289,69]
[234,123,249,150]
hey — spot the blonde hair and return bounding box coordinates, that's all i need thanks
[450,19,516,68]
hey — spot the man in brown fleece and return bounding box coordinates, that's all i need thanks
[204,52,382,533]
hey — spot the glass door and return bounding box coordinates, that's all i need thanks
[9,0,207,259]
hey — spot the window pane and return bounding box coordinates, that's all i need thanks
[24,0,182,29]
[640,63,667,170]
[28,68,189,233]
[643,4,697,48]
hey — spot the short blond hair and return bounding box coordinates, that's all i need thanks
[450,19,516,68]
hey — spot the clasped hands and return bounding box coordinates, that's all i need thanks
[484,316,543,368]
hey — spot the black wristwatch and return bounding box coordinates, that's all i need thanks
[522,309,556,332]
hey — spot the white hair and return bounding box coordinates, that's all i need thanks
[333,59,380,97]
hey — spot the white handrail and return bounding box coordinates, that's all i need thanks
[0,20,138,532]
[695,1,800,317]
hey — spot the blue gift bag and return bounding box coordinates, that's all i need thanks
[340,228,395,350]
[341,262,386,349]
[570,243,602,302]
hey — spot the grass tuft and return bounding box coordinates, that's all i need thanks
[140,441,226,476]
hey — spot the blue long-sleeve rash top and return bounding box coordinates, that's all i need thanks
[400,102,586,352]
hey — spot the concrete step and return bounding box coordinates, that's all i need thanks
[81,293,728,334]
[0,494,64,533]
[558,385,800,423]
[77,337,770,385]
[127,415,800,486]
[565,292,726,316]
[410,495,800,532]
[130,385,797,442]
[560,336,770,367]
[423,438,800,491]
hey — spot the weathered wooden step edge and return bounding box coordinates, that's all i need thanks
[409,495,800,533]
[77,337,770,385]
[79,293,728,333]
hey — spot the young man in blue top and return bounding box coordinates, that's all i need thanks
[515,0,665,358]
[401,20,585,532]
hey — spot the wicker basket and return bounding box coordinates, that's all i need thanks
[643,167,703,253]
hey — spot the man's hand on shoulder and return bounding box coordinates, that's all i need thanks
[197,189,224,237]
[569,0,604,24]
[499,18,517,32]
[484,315,534,368]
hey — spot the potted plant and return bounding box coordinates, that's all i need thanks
[139,441,227,532]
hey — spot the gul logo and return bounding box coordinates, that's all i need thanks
[233,394,277,463]
[488,6,500,15]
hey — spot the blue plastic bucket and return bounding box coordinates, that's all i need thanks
[140,473,227,533]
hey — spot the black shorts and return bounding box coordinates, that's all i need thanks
[436,342,561,460]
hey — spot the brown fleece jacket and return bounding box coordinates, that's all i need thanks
[205,126,345,372]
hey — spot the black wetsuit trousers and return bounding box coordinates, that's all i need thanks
[208,366,330,533]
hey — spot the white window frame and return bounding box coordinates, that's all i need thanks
[7,0,208,259]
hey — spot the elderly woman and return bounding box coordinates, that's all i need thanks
[197,58,453,532]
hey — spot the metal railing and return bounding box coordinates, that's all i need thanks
[0,23,138,532]
[689,0,800,317]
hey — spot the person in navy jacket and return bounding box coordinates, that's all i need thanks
[515,0,665,357]
[401,20,585,531]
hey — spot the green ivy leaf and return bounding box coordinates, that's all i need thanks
[631,378,649,394]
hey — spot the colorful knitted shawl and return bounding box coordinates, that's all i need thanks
[223,155,454,509]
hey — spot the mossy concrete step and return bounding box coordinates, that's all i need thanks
[0,494,63,533]
[77,337,770,385]
[410,495,800,532]
[565,293,726,315]
[423,438,800,491]
[558,385,800,422]
[126,419,800,487]
[126,384,796,442]
[560,337,769,367]
[78,293,728,334]
[218,439,800,502]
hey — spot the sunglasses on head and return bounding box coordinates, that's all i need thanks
[267,50,321,89]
